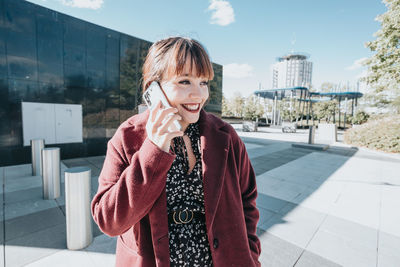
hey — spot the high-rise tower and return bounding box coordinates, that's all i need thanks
[272,53,312,88]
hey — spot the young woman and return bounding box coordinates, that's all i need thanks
[91,37,261,267]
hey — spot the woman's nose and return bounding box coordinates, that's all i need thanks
[188,84,202,98]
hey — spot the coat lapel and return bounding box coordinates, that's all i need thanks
[198,110,230,229]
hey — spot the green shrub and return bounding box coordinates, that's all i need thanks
[344,115,400,153]
[351,111,370,125]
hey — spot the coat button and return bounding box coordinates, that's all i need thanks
[213,238,219,249]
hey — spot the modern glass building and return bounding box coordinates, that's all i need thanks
[0,0,223,166]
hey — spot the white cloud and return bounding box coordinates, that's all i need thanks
[224,63,254,78]
[60,0,103,9]
[207,0,235,26]
[345,57,368,71]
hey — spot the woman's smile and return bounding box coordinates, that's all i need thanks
[181,103,201,112]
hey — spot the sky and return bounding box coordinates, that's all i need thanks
[27,0,387,98]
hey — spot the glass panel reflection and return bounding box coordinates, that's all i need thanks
[87,69,105,89]
[37,14,63,40]
[39,82,65,103]
[63,17,85,47]
[206,63,223,113]
[5,2,36,35]
[38,63,63,84]
[6,31,36,59]
[8,79,39,104]
[64,65,86,88]
[64,44,85,68]
[86,24,105,52]
[38,39,63,66]
[87,49,105,71]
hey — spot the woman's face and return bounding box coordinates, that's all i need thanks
[160,64,209,131]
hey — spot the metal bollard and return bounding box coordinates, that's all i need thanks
[31,139,44,176]
[65,166,93,250]
[308,126,315,144]
[41,147,61,199]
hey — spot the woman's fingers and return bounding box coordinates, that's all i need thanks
[158,113,182,134]
[153,106,178,130]
[149,100,161,122]
[146,101,182,152]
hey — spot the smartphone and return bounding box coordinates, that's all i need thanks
[142,81,182,131]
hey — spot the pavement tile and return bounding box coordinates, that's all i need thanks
[62,158,90,168]
[4,175,42,193]
[257,207,276,228]
[4,187,42,204]
[24,249,95,267]
[329,185,380,229]
[0,245,3,267]
[278,202,298,215]
[4,207,65,241]
[4,164,32,179]
[294,250,342,267]
[255,174,281,196]
[84,156,106,169]
[256,193,288,212]
[318,215,378,250]
[258,230,304,267]
[292,182,346,214]
[259,179,308,203]
[84,234,117,254]
[260,205,326,248]
[377,231,400,267]
[245,143,264,150]
[307,223,377,267]
[86,251,115,267]
[380,186,400,237]
[5,224,66,267]
[0,220,3,245]
[4,198,58,221]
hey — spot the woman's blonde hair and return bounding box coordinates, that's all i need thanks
[142,37,214,92]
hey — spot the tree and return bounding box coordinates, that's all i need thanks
[320,82,336,93]
[231,92,245,118]
[243,95,264,120]
[363,0,400,113]
[313,101,337,123]
[221,95,234,117]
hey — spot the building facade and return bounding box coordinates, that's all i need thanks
[272,53,312,89]
[0,0,223,166]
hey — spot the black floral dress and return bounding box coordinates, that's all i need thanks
[166,122,213,267]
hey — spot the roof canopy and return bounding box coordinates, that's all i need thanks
[254,87,308,100]
[254,87,363,101]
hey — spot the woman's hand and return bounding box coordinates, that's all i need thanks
[146,101,183,152]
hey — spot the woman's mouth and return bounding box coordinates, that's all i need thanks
[181,104,200,113]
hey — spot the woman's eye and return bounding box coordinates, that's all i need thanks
[179,80,190,85]
[201,81,209,86]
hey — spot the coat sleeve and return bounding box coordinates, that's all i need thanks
[91,134,176,237]
[237,137,261,266]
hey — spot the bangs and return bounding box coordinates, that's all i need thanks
[165,39,214,80]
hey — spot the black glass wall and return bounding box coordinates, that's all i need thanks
[0,0,223,166]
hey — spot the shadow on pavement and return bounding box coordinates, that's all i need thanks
[0,138,362,264]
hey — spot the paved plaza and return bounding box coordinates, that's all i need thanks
[0,126,399,266]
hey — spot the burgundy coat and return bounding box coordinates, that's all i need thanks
[91,109,261,266]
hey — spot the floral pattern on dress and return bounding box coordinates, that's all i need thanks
[166,122,213,267]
